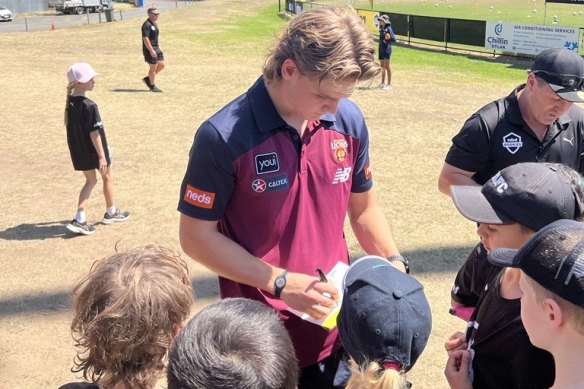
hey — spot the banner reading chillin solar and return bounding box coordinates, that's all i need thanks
[545,0,584,4]
[485,21,579,55]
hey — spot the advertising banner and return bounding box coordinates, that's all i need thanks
[545,0,584,4]
[484,21,579,55]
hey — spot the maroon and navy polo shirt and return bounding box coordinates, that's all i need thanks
[178,76,373,368]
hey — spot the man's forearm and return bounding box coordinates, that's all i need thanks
[179,217,279,294]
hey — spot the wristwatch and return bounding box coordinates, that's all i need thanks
[274,270,288,298]
[387,255,410,274]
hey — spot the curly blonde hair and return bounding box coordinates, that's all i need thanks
[70,244,194,389]
[263,7,380,83]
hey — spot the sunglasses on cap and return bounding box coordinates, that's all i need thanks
[532,70,584,91]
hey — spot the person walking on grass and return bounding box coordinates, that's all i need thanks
[378,14,395,90]
[142,7,164,93]
[65,62,129,236]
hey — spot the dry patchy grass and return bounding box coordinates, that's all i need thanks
[0,1,524,388]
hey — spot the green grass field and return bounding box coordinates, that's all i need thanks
[355,0,584,26]
[0,0,568,387]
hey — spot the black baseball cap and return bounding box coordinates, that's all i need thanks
[530,48,584,103]
[450,163,576,232]
[337,256,432,371]
[488,219,584,308]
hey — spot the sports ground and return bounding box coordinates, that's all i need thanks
[0,0,535,387]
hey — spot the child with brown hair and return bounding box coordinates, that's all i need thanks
[59,244,194,389]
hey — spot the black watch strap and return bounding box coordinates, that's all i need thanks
[388,255,410,274]
[274,270,288,298]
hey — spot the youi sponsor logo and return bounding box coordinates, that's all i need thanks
[255,152,280,175]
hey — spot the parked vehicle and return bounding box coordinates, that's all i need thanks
[0,5,14,21]
[47,0,112,14]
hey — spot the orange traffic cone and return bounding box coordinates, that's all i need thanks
[51,23,56,30]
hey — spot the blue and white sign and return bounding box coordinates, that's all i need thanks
[485,21,579,55]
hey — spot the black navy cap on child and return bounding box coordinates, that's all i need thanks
[489,219,584,308]
[450,162,576,232]
[337,255,432,371]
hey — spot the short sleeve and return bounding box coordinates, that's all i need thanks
[444,114,491,174]
[177,122,235,221]
[350,117,373,193]
[85,103,103,133]
[451,243,501,306]
[141,21,151,38]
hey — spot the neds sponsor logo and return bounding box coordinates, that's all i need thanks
[184,184,215,209]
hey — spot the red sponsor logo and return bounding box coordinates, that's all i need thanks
[252,179,267,193]
[184,185,215,209]
[365,163,372,180]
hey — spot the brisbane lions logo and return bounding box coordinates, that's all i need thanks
[331,139,348,163]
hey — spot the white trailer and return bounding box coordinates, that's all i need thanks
[47,0,112,14]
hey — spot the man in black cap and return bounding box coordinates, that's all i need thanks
[141,7,164,93]
[444,162,584,389]
[439,48,584,193]
[437,47,584,368]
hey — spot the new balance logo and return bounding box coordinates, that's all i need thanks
[332,167,352,184]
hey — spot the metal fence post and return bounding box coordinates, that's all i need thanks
[24,16,28,32]
[86,9,90,25]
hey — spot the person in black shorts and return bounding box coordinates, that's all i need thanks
[377,14,396,90]
[65,62,130,235]
[142,7,164,93]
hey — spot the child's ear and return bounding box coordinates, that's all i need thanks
[172,323,182,338]
[544,297,565,330]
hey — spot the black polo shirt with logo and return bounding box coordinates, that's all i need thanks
[445,84,584,184]
[178,76,373,368]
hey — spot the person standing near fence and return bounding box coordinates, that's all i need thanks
[142,7,164,93]
[378,14,395,90]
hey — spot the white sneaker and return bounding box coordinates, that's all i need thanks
[378,83,386,89]
[382,84,391,90]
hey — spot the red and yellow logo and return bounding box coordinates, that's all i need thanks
[331,139,348,163]
[184,185,215,209]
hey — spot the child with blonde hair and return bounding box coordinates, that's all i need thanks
[59,244,194,389]
[338,255,432,389]
[489,219,584,389]
[65,62,129,235]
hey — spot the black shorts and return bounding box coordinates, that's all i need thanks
[378,45,392,60]
[144,48,164,64]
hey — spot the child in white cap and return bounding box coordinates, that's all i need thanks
[65,62,129,235]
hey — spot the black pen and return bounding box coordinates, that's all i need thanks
[316,268,328,283]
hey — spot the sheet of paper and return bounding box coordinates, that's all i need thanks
[286,261,349,329]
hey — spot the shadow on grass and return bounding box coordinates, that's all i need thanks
[0,220,81,240]
[0,245,475,318]
[0,274,220,318]
[110,88,150,93]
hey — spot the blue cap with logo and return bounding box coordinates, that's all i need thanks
[337,255,431,371]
